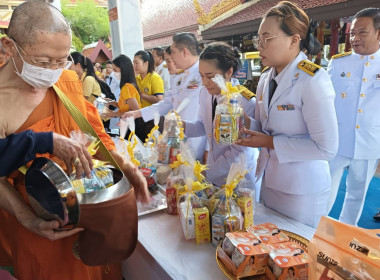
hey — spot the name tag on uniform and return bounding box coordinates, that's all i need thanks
[277,105,295,111]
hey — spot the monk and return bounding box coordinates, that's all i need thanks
[0,2,149,279]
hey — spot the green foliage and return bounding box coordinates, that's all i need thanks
[62,0,110,47]
[72,33,84,52]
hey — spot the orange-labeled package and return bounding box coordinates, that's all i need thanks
[247,223,289,244]
[218,231,272,278]
[266,242,309,280]
[308,216,380,280]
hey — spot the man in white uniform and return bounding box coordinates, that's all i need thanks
[152,47,171,91]
[122,33,206,160]
[328,8,380,225]
[104,60,121,133]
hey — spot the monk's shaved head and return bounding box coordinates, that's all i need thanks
[8,0,71,47]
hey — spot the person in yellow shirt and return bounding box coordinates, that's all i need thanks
[133,50,164,108]
[133,50,164,140]
[103,54,145,139]
[69,52,101,104]
[103,54,141,117]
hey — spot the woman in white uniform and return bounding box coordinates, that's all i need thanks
[184,43,261,197]
[236,1,338,228]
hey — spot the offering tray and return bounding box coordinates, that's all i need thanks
[137,184,167,216]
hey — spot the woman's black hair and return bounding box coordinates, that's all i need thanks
[70,51,102,84]
[112,54,140,94]
[265,1,321,55]
[134,50,155,74]
[165,46,171,55]
[199,42,241,75]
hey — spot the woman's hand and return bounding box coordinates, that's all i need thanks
[101,110,116,119]
[106,101,118,108]
[235,128,274,149]
[121,110,142,120]
[244,113,251,129]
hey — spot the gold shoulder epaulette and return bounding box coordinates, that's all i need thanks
[261,66,270,73]
[237,85,255,99]
[297,60,321,76]
[332,51,352,59]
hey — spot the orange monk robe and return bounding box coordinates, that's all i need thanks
[0,70,122,280]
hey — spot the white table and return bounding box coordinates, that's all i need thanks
[123,204,316,280]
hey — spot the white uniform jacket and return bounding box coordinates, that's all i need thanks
[156,61,171,92]
[185,86,258,187]
[250,51,338,195]
[327,48,380,160]
[141,61,206,160]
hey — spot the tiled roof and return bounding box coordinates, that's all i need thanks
[210,0,349,29]
[142,0,220,38]
[144,29,199,49]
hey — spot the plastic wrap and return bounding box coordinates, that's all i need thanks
[157,110,184,164]
[209,154,250,246]
[308,216,380,280]
[212,74,245,145]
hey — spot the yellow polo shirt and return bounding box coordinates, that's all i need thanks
[118,83,141,112]
[80,72,101,104]
[136,72,164,108]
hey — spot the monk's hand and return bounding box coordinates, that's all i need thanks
[23,217,84,241]
[120,110,142,120]
[52,133,93,179]
[235,128,274,149]
[122,162,150,204]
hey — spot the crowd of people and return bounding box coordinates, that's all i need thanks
[0,0,379,279]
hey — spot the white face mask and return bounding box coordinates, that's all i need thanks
[113,72,121,81]
[12,43,63,89]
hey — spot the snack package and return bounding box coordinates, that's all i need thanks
[247,223,289,244]
[209,155,248,246]
[308,216,380,280]
[218,232,272,278]
[69,131,115,194]
[193,207,211,245]
[178,176,210,242]
[93,97,111,116]
[166,175,185,215]
[140,167,158,194]
[71,167,114,194]
[144,111,160,165]
[266,242,309,280]
[237,196,254,230]
[125,116,146,166]
[156,165,172,185]
[212,74,245,146]
[157,110,184,164]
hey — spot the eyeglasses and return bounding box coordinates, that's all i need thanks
[349,30,370,39]
[11,37,73,69]
[252,34,289,49]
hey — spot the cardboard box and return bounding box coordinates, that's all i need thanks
[266,242,309,280]
[237,196,254,230]
[218,232,272,278]
[247,223,289,244]
[193,207,211,244]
